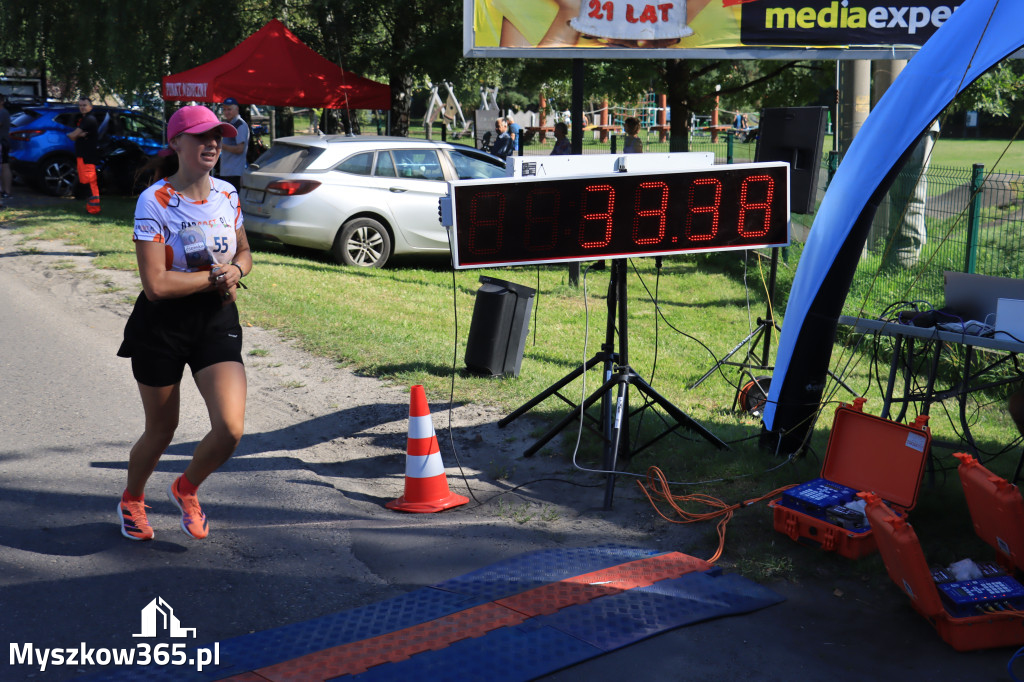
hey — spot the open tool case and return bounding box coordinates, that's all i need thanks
[954,452,1024,572]
[864,456,1024,652]
[769,398,931,559]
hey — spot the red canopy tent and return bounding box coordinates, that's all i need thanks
[162,19,390,110]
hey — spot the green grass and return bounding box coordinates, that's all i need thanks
[5,182,1022,583]
[817,135,1022,172]
[928,137,1024,171]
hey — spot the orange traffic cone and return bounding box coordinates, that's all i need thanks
[386,385,469,513]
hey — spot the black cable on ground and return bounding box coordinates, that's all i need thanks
[442,256,589,509]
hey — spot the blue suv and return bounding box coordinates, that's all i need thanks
[9,105,165,196]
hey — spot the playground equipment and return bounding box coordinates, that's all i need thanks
[473,85,501,149]
[585,94,668,143]
[480,85,499,112]
[424,81,470,139]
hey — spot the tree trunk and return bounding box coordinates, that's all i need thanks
[274,107,295,138]
[388,74,414,137]
[665,59,693,153]
[321,109,338,135]
[387,6,418,138]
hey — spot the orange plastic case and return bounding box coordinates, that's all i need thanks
[769,398,931,559]
[863,492,1024,651]
[954,452,1024,573]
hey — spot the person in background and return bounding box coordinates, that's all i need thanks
[0,95,12,204]
[218,97,249,191]
[506,115,521,154]
[490,117,514,160]
[67,97,102,214]
[116,105,252,542]
[884,119,939,269]
[623,116,643,154]
[550,121,571,155]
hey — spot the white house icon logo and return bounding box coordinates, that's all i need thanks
[133,597,197,638]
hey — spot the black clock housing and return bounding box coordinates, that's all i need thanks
[449,162,790,269]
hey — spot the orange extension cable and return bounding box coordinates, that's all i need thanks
[637,466,797,564]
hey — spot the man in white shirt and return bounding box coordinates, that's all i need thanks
[218,97,249,192]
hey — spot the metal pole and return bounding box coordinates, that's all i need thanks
[571,59,584,155]
[833,60,840,153]
[569,59,585,287]
[965,163,984,273]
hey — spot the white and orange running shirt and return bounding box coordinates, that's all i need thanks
[133,178,243,272]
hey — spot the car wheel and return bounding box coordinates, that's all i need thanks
[39,154,77,197]
[332,218,392,268]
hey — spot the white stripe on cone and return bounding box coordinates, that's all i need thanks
[407,414,434,440]
[405,451,446,479]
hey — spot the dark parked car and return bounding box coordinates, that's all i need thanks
[9,105,165,196]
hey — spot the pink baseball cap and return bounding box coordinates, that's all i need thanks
[167,105,238,140]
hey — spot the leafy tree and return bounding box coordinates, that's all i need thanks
[950,60,1024,119]
[0,0,838,146]
[661,59,834,151]
[0,0,278,106]
[317,0,458,136]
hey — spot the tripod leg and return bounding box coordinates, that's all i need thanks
[632,374,729,450]
[499,353,606,428]
[757,248,780,369]
[688,325,766,389]
[522,374,620,457]
[603,376,629,510]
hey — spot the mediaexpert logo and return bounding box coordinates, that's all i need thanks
[9,596,220,673]
[740,0,959,47]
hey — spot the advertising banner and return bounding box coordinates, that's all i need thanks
[466,0,963,59]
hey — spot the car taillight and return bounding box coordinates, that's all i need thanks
[266,180,321,196]
[10,129,45,141]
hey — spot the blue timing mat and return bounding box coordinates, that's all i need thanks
[80,544,783,681]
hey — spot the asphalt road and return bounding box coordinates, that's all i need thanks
[0,214,1018,681]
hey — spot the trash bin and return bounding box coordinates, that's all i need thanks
[465,276,536,377]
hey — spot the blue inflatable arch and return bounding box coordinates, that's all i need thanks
[764,0,1024,450]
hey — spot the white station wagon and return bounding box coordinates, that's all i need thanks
[240,136,506,267]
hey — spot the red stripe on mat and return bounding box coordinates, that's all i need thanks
[226,551,709,681]
[251,603,525,681]
[497,551,711,617]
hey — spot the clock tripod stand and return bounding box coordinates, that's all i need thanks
[688,247,856,412]
[688,248,782,410]
[499,258,728,509]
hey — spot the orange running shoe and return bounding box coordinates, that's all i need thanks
[118,499,154,541]
[167,479,209,539]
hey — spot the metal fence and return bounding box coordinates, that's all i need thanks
[835,161,1024,319]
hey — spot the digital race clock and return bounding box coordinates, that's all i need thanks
[442,161,790,269]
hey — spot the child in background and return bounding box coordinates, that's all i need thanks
[623,117,643,154]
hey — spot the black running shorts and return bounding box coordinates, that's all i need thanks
[117,291,244,387]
